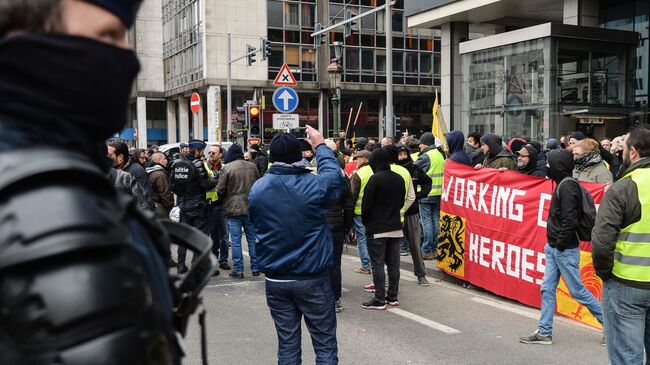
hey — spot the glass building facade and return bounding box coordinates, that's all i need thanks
[162,0,203,89]
[599,0,649,123]
[462,24,637,141]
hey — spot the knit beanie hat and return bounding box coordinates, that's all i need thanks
[269,133,302,164]
[419,132,435,146]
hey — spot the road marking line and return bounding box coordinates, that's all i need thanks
[206,281,261,288]
[471,297,540,320]
[342,287,350,293]
[388,308,460,334]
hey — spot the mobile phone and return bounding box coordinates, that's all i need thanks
[293,127,307,139]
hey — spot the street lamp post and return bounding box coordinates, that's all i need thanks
[328,42,343,138]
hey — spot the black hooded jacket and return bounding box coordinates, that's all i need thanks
[362,148,405,236]
[446,130,472,166]
[546,149,581,251]
[482,134,516,170]
[516,145,546,178]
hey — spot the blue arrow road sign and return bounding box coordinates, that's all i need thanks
[272,87,299,113]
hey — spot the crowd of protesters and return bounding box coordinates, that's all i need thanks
[106,122,649,364]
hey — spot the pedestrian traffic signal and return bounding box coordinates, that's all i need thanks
[344,10,356,38]
[246,45,256,66]
[261,38,271,61]
[314,23,326,47]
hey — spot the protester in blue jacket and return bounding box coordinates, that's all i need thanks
[249,125,346,365]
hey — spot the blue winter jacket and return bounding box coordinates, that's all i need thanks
[249,144,346,280]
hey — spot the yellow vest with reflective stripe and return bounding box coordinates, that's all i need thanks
[425,149,445,196]
[390,164,411,223]
[204,162,218,202]
[354,165,373,216]
[612,167,650,282]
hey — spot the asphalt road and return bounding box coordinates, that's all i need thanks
[178,247,608,365]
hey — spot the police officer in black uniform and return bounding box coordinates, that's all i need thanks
[0,1,215,363]
[171,139,218,274]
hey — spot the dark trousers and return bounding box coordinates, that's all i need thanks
[206,203,229,264]
[367,237,401,301]
[265,276,338,365]
[178,206,208,268]
[404,214,426,278]
[327,230,345,300]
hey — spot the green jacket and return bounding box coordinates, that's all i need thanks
[592,157,650,289]
[483,150,516,170]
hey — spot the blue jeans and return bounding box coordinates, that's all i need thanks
[353,216,370,269]
[206,203,230,264]
[227,215,258,273]
[603,279,650,365]
[265,276,338,365]
[538,244,603,335]
[420,199,440,254]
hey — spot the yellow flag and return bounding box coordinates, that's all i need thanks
[431,90,448,151]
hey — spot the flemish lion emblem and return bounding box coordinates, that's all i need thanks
[437,213,465,276]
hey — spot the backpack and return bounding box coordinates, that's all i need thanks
[555,177,597,241]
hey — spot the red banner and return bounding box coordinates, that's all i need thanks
[438,161,605,327]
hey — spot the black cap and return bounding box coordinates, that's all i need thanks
[82,0,142,27]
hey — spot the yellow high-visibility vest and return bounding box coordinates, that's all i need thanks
[612,167,650,282]
[204,162,218,202]
[354,165,373,216]
[390,164,411,222]
[425,149,445,196]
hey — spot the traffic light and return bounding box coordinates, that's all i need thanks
[313,23,326,47]
[344,10,356,38]
[246,45,256,66]
[260,38,271,61]
[236,105,247,123]
[248,104,260,135]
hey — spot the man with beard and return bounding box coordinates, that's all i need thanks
[396,145,431,285]
[475,134,516,171]
[515,145,546,177]
[592,126,650,364]
[0,0,211,362]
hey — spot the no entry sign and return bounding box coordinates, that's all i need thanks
[190,92,201,114]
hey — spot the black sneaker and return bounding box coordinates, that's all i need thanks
[386,297,399,307]
[519,330,552,345]
[219,262,231,270]
[252,271,261,277]
[417,276,430,286]
[361,298,386,310]
[335,300,343,313]
[228,271,244,279]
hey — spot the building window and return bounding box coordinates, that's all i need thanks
[286,3,300,27]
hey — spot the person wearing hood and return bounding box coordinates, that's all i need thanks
[249,127,345,364]
[217,143,260,278]
[396,145,432,286]
[446,130,472,166]
[414,132,446,260]
[520,149,603,345]
[465,131,484,166]
[528,140,547,170]
[360,148,406,310]
[515,145,546,178]
[475,134,516,171]
[146,151,174,218]
[249,143,269,177]
[572,139,613,183]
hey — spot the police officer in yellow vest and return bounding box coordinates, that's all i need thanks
[350,149,373,274]
[592,126,650,364]
[414,132,445,261]
[205,144,232,271]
